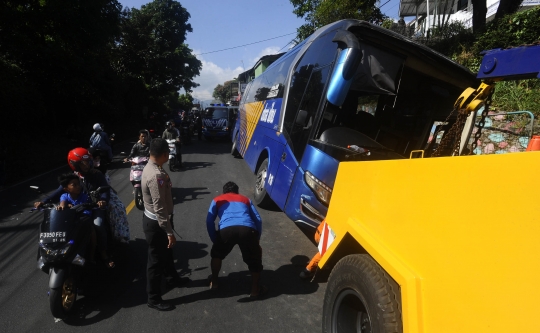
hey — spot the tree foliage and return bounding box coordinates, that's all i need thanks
[212,80,238,103]
[117,0,201,98]
[290,0,386,42]
[0,0,201,184]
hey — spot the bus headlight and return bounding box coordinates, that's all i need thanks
[304,171,332,206]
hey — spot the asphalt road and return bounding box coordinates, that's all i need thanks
[0,137,327,333]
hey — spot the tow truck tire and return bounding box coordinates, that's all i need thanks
[322,254,402,333]
[231,134,240,157]
[253,158,274,208]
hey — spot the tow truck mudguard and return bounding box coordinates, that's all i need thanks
[49,266,68,289]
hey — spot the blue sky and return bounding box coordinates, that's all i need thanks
[120,0,402,103]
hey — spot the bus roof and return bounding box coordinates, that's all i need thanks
[266,20,476,90]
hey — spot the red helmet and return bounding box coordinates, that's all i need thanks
[67,148,93,172]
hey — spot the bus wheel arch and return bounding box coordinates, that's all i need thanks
[322,253,403,333]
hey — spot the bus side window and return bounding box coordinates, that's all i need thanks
[289,66,331,160]
[283,32,337,153]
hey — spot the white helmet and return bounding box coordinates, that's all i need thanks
[93,123,102,131]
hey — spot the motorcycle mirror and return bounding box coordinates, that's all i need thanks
[30,186,42,194]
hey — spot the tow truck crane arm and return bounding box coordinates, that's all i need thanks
[477,43,540,81]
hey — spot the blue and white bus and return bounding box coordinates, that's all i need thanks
[231,20,476,228]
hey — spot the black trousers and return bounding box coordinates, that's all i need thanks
[142,214,180,304]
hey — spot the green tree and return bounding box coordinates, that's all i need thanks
[212,80,238,103]
[290,0,386,42]
[117,0,202,101]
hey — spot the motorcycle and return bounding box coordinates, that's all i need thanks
[180,120,193,144]
[32,186,110,320]
[165,139,181,171]
[128,156,148,210]
[88,148,110,175]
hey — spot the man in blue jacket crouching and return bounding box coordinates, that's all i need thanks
[206,181,267,298]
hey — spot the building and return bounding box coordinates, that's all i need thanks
[398,0,540,35]
[236,52,285,102]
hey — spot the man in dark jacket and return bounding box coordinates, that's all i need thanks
[124,130,151,162]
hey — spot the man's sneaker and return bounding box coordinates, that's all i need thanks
[299,268,315,280]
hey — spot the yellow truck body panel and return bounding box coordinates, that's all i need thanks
[321,152,540,333]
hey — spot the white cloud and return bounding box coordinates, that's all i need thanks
[251,46,282,66]
[190,54,243,102]
[188,45,283,103]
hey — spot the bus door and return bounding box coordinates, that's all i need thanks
[275,65,333,224]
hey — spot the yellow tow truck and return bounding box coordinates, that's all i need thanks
[319,44,540,333]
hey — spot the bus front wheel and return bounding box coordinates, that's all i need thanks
[322,254,402,333]
[253,158,273,208]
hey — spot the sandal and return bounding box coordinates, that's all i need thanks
[249,285,268,299]
[208,274,218,290]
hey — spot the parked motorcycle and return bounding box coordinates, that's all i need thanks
[128,156,148,210]
[165,139,181,171]
[32,185,110,320]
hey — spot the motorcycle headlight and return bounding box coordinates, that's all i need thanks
[304,171,332,206]
[41,241,72,259]
[222,126,228,131]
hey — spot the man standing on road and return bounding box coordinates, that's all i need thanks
[142,138,188,311]
[206,181,267,298]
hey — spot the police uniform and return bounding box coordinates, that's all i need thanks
[141,159,181,305]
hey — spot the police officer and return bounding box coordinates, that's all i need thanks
[142,138,188,311]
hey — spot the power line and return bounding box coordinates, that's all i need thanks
[378,0,392,8]
[195,32,296,56]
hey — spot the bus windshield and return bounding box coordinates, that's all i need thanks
[205,108,228,119]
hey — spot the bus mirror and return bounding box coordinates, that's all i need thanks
[327,48,362,106]
[296,110,309,126]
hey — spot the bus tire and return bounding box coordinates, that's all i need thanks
[253,158,273,208]
[231,135,240,157]
[322,254,402,333]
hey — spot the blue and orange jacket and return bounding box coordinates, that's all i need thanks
[206,193,262,242]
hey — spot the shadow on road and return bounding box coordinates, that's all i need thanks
[117,237,209,308]
[172,187,211,204]
[168,254,326,306]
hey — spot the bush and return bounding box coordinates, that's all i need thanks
[492,80,540,113]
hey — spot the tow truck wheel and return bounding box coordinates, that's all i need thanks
[322,254,402,333]
[253,158,274,208]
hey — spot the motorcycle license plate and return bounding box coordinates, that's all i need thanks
[40,231,67,244]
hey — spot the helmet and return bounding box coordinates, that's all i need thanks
[166,121,173,126]
[93,123,102,131]
[67,148,93,172]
